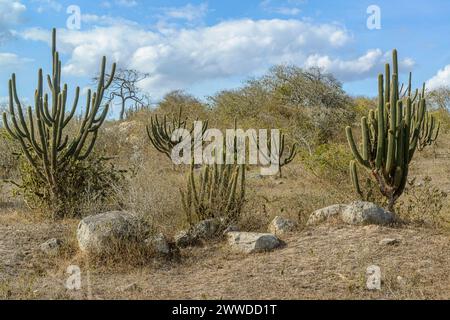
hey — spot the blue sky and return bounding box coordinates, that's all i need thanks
[1,0,450,117]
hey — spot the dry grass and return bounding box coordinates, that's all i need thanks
[0,119,449,300]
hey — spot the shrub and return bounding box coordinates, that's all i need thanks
[14,156,126,218]
[395,176,448,227]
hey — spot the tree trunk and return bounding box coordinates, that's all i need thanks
[120,99,126,121]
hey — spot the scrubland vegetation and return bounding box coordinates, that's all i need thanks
[0,29,449,300]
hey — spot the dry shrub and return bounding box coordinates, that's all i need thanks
[119,156,186,235]
[13,156,126,218]
[396,176,448,227]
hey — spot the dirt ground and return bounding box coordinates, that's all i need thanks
[1,211,449,300]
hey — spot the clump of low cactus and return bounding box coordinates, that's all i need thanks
[2,28,116,217]
[346,50,439,212]
[180,161,245,226]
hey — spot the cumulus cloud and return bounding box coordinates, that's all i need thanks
[304,49,415,81]
[426,64,450,90]
[20,19,352,96]
[20,18,414,98]
[161,3,209,22]
[0,52,32,68]
[0,0,26,41]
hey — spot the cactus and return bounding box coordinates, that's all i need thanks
[255,132,298,177]
[180,133,245,226]
[146,107,208,160]
[180,162,245,226]
[2,28,116,214]
[346,49,439,212]
[418,112,440,151]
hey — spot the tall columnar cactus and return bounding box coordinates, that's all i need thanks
[180,161,245,226]
[146,107,208,160]
[2,28,116,211]
[346,50,439,211]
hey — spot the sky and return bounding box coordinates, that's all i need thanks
[1,0,450,117]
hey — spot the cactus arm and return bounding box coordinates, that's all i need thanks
[346,126,369,167]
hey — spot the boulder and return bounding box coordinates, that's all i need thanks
[268,216,296,235]
[174,230,197,248]
[341,201,395,225]
[77,211,145,254]
[192,218,221,239]
[306,204,347,226]
[40,238,62,256]
[227,232,281,254]
[223,225,240,235]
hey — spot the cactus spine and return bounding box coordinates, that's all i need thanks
[346,49,439,211]
[2,28,116,213]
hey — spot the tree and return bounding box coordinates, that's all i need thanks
[428,86,450,111]
[260,65,352,109]
[94,68,150,120]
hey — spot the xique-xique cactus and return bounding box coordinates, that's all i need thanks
[2,28,116,217]
[346,50,440,212]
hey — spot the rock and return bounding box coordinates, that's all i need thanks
[77,211,145,254]
[175,219,223,248]
[268,216,296,235]
[145,233,170,255]
[306,204,347,226]
[226,232,281,254]
[342,201,395,225]
[116,283,141,292]
[379,238,400,246]
[40,238,62,256]
[223,225,240,235]
[192,219,221,239]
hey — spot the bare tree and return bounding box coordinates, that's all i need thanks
[94,69,150,120]
[428,86,450,111]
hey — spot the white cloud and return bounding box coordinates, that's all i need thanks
[426,64,450,90]
[32,0,62,13]
[261,0,302,16]
[0,0,26,40]
[81,14,138,27]
[304,49,415,81]
[20,18,415,97]
[0,52,32,68]
[161,3,209,22]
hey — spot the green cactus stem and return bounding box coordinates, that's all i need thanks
[345,49,439,212]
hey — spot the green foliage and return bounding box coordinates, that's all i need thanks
[14,156,126,218]
[2,28,116,217]
[0,128,20,180]
[346,50,440,211]
[180,162,245,226]
[302,143,352,182]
